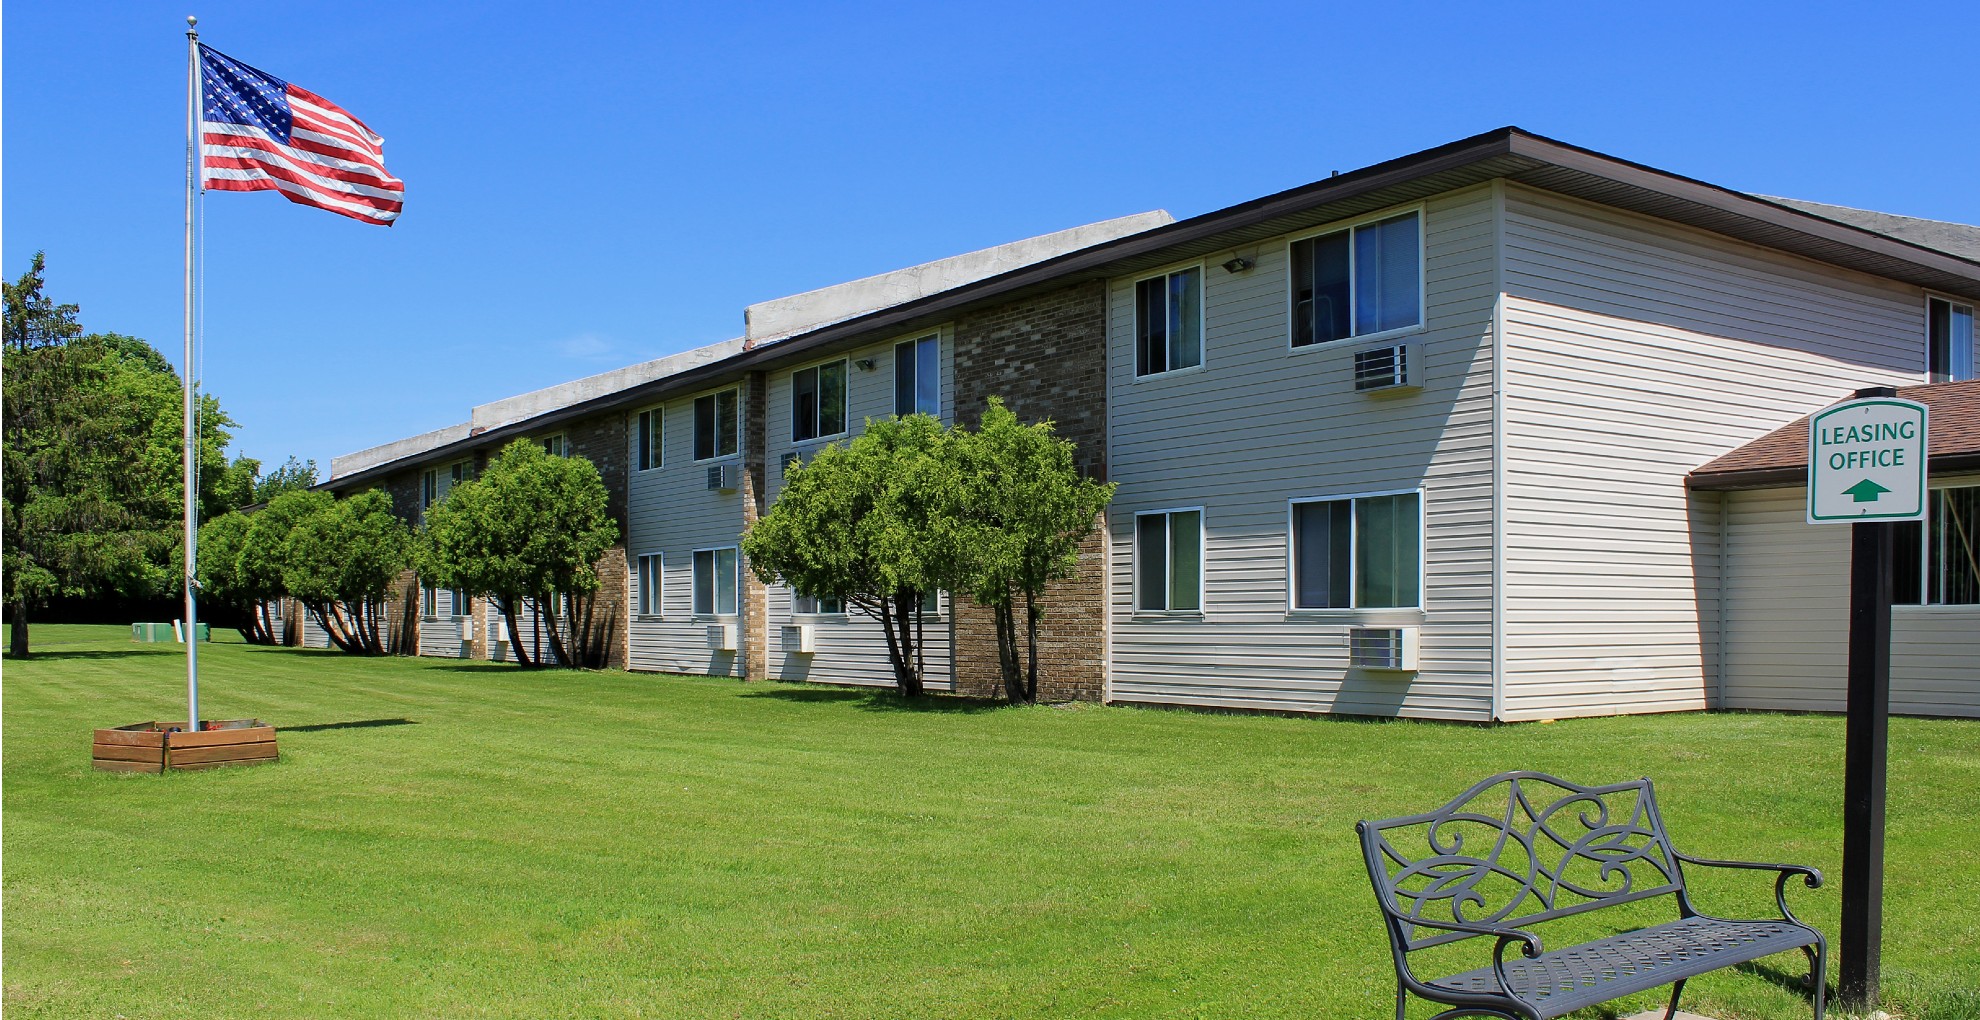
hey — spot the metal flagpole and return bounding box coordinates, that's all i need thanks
[184,15,201,732]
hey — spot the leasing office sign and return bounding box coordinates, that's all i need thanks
[1807,397,1929,524]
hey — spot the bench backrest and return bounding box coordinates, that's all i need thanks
[1357,772,1684,951]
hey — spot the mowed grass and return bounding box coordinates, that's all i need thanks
[4,625,1976,1020]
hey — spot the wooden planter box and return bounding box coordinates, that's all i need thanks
[92,720,278,773]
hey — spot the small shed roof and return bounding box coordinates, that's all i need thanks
[1689,379,1980,490]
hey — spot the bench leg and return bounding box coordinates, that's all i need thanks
[1662,979,1687,1020]
[1805,940,1827,1020]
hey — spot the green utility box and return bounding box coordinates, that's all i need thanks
[131,622,209,642]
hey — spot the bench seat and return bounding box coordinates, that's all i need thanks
[1427,916,1820,1018]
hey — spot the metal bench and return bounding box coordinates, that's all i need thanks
[1356,772,1826,1020]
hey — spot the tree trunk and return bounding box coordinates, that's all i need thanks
[499,596,535,668]
[993,597,1025,704]
[893,591,923,697]
[310,602,360,653]
[1023,587,1041,704]
[9,606,28,658]
[258,601,276,645]
[542,595,574,668]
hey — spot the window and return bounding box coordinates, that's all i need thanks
[636,554,663,616]
[1928,296,1975,382]
[420,461,471,518]
[794,591,844,615]
[693,548,739,616]
[1135,509,1203,612]
[420,586,438,619]
[1895,486,1979,606]
[693,389,739,460]
[792,360,849,442]
[894,335,940,416]
[1290,491,1422,609]
[1291,210,1421,347]
[450,588,469,617]
[541,434,568,458]
[1135,267,1203,376]
[637,407,664,470]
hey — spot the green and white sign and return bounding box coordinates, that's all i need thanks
[1807,397,1928,524]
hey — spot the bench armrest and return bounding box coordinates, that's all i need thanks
[1395,915,1546,1015]
[1674,850,1823,924]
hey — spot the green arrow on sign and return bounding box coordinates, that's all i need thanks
[1843,478,1890,503]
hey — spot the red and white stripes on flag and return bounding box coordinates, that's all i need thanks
[198,44,404,225]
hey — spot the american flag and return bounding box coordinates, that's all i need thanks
[199,45,404,225]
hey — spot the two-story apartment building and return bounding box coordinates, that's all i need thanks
[324,127,1980,720]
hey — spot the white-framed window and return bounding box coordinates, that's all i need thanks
[636,406,664,471]
[635,553,663,617]
[693,547,739,616]
[1288,489,1424,610]
[793,591,844,615]
[693,389,740,461]
[1290,209,1423,348]
[540,434,569,458]
[420,585,438,619]
[1135,508,1204,613]
[1928,296,1975,382]
[449,588,469,617]
[894,335,940,416]
[422,461,471,519]
[792,359,849,442]
[1895,485,1979,606]
[1135,266,1204,377]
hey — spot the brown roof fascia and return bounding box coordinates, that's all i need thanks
[1691,452,1980,492]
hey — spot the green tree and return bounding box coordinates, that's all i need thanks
[947,398,1115,704]
[2,255,250,656]
[743,414,950,697]
[194,511,283,644]
[278,489,413,655]
[417,439,619,668]
[254,456,319,504]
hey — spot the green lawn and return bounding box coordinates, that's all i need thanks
[4,625,1976,1020]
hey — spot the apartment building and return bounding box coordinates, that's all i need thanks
[323,127,1980,720]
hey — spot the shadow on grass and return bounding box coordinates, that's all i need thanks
[1734,957,1824,997]
[282,718,417,733]
[9,648,163,661]
[743,687,1008,714]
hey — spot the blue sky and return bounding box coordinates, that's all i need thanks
[7,0,1978,473]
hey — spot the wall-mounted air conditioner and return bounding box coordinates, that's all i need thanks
[459,616,474,642]
[782,624,815,655]
[707,623,738,651]
[1353,342,1420,393]
[706,465,736,491]
[1349,626,1420,672]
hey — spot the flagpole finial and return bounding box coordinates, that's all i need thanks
[187,15,198,32]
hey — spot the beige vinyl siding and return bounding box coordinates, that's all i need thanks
[761,332,956,691]
[625,389,747,677]
[1105,187,1500,720]
[1722,482,1980,718]
[1499,184,1925,720]
[415,588,472,658]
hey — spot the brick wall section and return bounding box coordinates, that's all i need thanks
[567,411,631,670]
[949,280,1111,702]
[740,370,771,680]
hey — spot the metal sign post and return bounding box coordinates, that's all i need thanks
[1806,387,1928,1013]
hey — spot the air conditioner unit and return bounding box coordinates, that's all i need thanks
[1353,342,1420,393]
[706,465,737,492]
[707,623,738,651]
[782,624,816,655]
[459,616,474,642]
[1349,626,1420,672]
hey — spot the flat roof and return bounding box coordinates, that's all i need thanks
[1689,379,1980,490]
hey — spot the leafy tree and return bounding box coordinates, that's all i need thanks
[743,414,950,697]
[254,456,319,504]
[417,439,619,668]
[194,511,283,644]
[2,254,250,656]
[946,398,1115,704]
[278,489,413,655]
